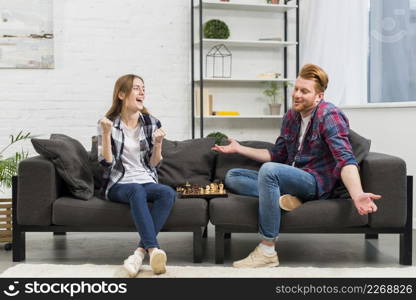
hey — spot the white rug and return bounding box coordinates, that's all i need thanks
[1,264,416,278]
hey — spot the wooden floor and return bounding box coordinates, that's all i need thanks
[0,224,414,272]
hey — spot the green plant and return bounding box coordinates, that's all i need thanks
[262,81,292,104]
[0,131,32,191]
[207,131,228,145]
[203,19,230,39]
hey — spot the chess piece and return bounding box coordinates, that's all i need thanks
[205,185,210,194]
[219,183,224,194]
[200,187,204,195]
[210,183,216,193]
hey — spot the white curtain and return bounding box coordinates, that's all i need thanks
[299,0,369,105]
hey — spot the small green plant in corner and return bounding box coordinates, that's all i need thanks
[0,131,33,192]
[207,132,228,145]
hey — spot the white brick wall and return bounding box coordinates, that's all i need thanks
[0,0,192,154]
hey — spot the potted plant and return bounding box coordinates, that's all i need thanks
[207,131,228,145]
[262,81,293,115]
[0,131,33,197]
[262,82,283,115]
[266,0,280,4]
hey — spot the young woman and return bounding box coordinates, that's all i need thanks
[98,74,175,276]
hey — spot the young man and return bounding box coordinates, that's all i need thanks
[212,64,381,268]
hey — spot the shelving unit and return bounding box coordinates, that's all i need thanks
[195,78,295,83]
[191,0,299,138]
[195,38,297,48]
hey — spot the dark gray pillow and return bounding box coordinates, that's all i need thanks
[31,134,94,200]
[331,129,371,199]
[214,140,275,182]
[158,137,217,187]
[89,136,104,197]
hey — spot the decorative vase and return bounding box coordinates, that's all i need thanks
[269,103,281,115]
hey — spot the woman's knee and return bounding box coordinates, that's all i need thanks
[126,184,147,203]
[159,185,176,207]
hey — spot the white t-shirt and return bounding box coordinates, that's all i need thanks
[118,122,155,185]
[298,115,312,151]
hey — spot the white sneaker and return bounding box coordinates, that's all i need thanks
[150,249,167,275]
[123,250,144,277]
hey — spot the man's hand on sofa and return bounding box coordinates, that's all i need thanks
[353,193,381,215]
[211,138,241,154]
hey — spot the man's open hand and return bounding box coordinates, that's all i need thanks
[211,138,241,154]
[353,193,381,215]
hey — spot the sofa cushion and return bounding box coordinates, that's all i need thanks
[158,137,217,187]
[52,196,209,228]
[209,194,368,230]
[331,129,371,198]
[214,140,274,182]
[31,134,94,200]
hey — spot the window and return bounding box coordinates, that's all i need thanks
[368,0,416,103]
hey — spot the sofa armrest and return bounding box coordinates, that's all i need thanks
[17,155,62,226]
[361,152,407,228]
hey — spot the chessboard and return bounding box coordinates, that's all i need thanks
[176,182,228,199]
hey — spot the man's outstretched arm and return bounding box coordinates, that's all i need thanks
[341,164,381,215]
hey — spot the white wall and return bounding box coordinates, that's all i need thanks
[0,0,192,152]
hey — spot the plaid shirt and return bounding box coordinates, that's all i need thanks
[97,113,162,200]
[269,100,357,199]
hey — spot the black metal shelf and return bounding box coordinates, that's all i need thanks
[191,0,299,138]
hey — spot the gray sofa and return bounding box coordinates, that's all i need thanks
[12,134,413,265]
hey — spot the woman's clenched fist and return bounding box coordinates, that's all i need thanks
[99,117,113,135]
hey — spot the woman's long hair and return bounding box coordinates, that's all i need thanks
[105,74,149,121]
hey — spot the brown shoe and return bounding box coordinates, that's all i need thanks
[233,246,279,268]
[279,194,302,211]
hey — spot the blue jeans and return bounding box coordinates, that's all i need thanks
[225,162,318,242]
[108,182,176,249]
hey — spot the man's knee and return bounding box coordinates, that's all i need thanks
[259,162,281,178]
[225,168,242,188]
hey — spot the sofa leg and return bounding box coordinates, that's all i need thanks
[365,233,379,239]
[193,227,203,263]
[215,228,225,264]
[202,226,208,239]
[53,232,66,236]
[12,176,26,262]
[12,229,26,262]
[400,175,413,265]
[400,231,412,265]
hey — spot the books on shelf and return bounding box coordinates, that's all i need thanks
[194,88,213,117]
[213,111,240,116]
[256,72,281,79]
